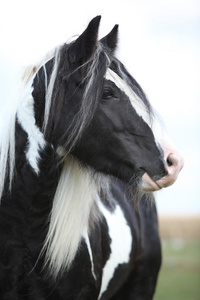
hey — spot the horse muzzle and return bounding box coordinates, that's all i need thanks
[141,145,184,192]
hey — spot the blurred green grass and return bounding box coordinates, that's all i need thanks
[154,239,200,300]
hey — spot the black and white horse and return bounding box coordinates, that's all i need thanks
[0,16,183,299]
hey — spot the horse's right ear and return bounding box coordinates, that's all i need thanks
[100,24,119,53]
[68,16,101,65]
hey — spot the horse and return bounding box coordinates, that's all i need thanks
[0,16,183,299]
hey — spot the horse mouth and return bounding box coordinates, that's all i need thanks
[141,173,162,192]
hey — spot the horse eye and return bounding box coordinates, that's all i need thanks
[102,88,113,99]
[102,88,118,100]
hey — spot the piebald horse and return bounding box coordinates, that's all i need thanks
[0,16,183,299]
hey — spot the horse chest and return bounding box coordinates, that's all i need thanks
[94,201,133,299]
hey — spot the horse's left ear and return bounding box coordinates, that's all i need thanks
[68,16,101,64]
[100,24,119,53]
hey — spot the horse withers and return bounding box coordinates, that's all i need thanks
[0,16,183,299]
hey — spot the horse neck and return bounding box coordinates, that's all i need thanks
[3,75,62,211]
[13,125,102,276]
[10,113,103,277]
[8,119,60,200]
[5,73,107,276]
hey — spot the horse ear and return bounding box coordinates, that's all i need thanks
[68,16,101,64]
[100,25,119,53]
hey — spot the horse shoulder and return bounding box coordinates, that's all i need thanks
[91,180,137,299]
[92,180,161,300]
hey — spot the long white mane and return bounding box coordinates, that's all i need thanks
[0,44,110,278]
[43,156,107,276]
[0,40,154,278]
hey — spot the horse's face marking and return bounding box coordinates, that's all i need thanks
[72,65,166,183]
[104,68,152,127]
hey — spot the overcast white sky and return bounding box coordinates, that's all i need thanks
[0,0,200,215]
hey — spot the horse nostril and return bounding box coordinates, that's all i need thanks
[167,156,173,167]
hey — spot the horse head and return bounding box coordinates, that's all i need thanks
[32,16,184,193]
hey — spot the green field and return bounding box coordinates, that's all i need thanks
[154,239,200,300]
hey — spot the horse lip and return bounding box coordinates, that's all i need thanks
[152,174,163,181]
[139,165,168,183]
[152,169,168,182]
[141,173,162,192]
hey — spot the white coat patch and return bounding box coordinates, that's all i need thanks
[17,80,46,174]
[83,231,96,280]
[105,68,166,147]
[98,201,132,299]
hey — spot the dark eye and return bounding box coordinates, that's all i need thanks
[102,88,114,99]
[102,88,119,101]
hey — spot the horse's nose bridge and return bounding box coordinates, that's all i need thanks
[151,143,168,181]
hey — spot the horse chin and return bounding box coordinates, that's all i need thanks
[141,173,162,192]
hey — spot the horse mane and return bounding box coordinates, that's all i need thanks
[0,41,110,278]
[42,155,108,276]
[0,38,154,277]
[0,48,56,200]
[0,38,153,198]
[21,49,56,85]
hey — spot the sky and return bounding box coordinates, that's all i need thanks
[0,0,200,215]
